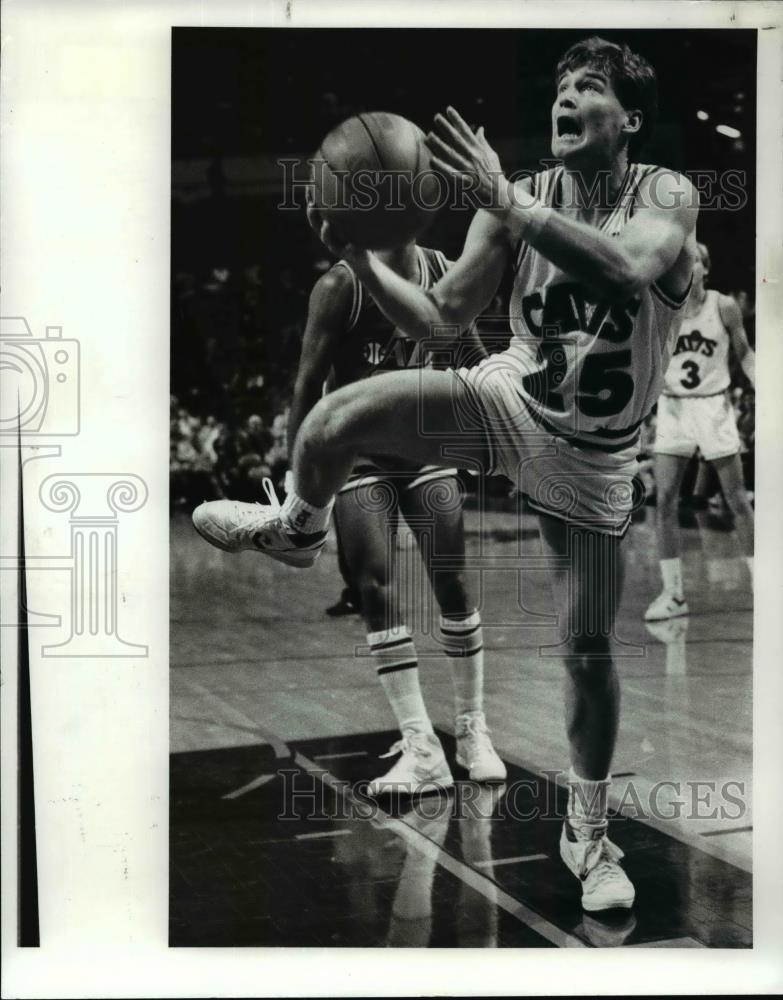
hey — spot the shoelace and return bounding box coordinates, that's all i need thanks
[456,715,493,743]
[574,835,625,881]
[262,477,281,510]
[230,478,282,532]
[379,734,430,760]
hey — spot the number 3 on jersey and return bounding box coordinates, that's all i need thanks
[680,359,701,390]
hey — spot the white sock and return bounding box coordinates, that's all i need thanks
[660,557,683,598]
[566,768,610,840]
[746,555,754,582]
[440,610,484,717]
[281,490,334,534]
[368,626,432,735]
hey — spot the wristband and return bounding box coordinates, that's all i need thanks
[520,202,553,241]
[507,182,553,242]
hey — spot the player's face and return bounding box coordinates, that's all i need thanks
[551,65,632,165]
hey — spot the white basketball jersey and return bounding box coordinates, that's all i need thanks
[663,290,730,397]
[507,163,691,452]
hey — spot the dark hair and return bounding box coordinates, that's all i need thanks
[556,36,658,159]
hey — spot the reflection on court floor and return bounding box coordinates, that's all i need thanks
[170,503,752,948]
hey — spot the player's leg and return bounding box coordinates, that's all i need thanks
[537,511,635,911]
[401,472,506,782]
[293,369,482,504]
[711,452,754,580]
[193,369,484,567]
[646,452,692,620]
[336,480,453,794]
[324,513,362,616]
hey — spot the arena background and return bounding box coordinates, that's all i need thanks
[170,28,756,507]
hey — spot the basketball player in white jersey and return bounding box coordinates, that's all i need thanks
[645,241,755,620]
[194,37,697,912]
[285,240,505,793]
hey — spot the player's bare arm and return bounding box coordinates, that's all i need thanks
[719,293,756,388]
[521,169,698,301]
[287,267,354,456]
[428,106,698,303]
[307,201,512,341]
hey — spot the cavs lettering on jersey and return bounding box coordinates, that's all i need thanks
[330,246,450,389]
[507,163,692,452]
[663,289,730,397]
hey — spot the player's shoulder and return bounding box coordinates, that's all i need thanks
[308,262,357,324]
[319,261,356,293]
[313,261,356,303]
[715,291,742,323]
[633,163,699,212]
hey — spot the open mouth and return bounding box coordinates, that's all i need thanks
[556,115,583,139]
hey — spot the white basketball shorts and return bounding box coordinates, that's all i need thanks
[452,359,640,537]
[653,392,741,462]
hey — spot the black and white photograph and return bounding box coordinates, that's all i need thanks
[2,2,783,996]
[171,26,757,948]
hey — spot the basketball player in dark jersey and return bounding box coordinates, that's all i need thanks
[286,241,505,792]
[645,241,755,621]
[195,37,698,911]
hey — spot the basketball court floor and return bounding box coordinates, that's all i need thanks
[170,499,752,948]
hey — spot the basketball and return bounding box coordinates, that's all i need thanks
[311,112,442,250]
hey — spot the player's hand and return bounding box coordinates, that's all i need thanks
[425,107,511,213]
[306,198,371,270]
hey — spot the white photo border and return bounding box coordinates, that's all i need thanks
[1,1,782,996]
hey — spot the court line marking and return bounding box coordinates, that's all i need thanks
[475,853,548,868]
[294,751,585,949]
[436,723,752,875]
[700,824,753,838]
[221,774,275,800]
[628,936,705,948]
[295,829,353,841]
[183,679,291,758]
[312,751,369,761]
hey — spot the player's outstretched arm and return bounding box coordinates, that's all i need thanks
[307,202,510,341]
[287,267,353,459]
[428,107,698,302]
[720,293,755,388]
[527,170,699,301]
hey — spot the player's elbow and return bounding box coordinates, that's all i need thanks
[427,288,471,332]
[600,255,649,303]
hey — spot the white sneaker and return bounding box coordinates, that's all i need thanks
[644,616,690,645]
[455,712,507,782]
[560,822,635,912]
[367,731,454,796]
[192,479,325,568]
[644,589,689,622]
